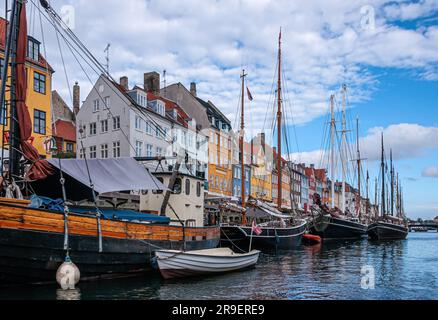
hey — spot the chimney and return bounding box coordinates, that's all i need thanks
[144,71,160,95]
[310,164,315,169]
[73,82,80,115]
[120,76,128,90]
[190,82,197,97]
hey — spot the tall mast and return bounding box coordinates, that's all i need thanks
[374,177,378,219]
[330,94,335,209]
[381,133,385,217]
[341,84,347,213]
[366,169,369,217]
[390,149,394,216]
[276,28,282,209]
[356,117,361,220]
[240,69,247,225]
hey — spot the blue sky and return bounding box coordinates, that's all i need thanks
[2,0,437,219]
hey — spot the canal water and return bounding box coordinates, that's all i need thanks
[1,232,437,300]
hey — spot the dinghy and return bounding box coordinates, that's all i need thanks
[155,247,260,279]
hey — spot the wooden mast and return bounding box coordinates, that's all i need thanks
[356,117,361,220]
[390,149,394,216]
[381,133,385,217]
[276,28,282,209]
[330,94,335,209]
[240,69,247,225]
[341,84,347,213]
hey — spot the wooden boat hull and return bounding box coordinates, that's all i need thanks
[155,248,260,279]
[367,221,408,240]
[0,202,220,285]
[309,215,367,240]
[220,220,307,251]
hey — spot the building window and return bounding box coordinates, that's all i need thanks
[156,147,163,156]
[100,144,108,158]
[145,121,153,135]
[66,143,74,153]
[33,72,46,94]
[103,96,110,109]
[89,122,96,135]
[101,119,108,133]
[156,125,162,139]
[79,148,85,159]
[113,116,120,130]
[135,141,143,157]
[173,178,182,194]
[135,116,142,130]
[93,99,100,112]
[185,179,191,195]
[0,100,7,125]
[146,144,153,157]
[113,141,120,158]
[89,145,97,159]
[0,58,4,80]
[33,109,46,134]
[196,181,201,197]
[27,37,40,61]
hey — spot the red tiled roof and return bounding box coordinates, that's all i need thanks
[53,119,76,142]
[147,91,190,127]
[0,17,54,73]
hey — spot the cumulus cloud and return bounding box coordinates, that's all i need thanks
[422,166,438,177]
[6,0,437,132]
[290,123,438,167]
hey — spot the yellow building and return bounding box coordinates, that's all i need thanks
[1,18,53,159]
[250,133,272,202]
[207,128,233,196]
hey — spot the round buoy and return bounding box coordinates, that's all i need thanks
[56,258,80,290]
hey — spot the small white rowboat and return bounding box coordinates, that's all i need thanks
[155,247,260,279]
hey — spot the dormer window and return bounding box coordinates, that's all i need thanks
[156,101,165,117]
[27,37,40,61]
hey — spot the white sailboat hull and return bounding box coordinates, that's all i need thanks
[155,247,260,279]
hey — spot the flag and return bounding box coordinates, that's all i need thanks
[251,220,262,235]
[246,86,253,101]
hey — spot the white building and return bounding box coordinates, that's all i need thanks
[76,74,208,177]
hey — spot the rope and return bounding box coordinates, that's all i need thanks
[219,227,247,253]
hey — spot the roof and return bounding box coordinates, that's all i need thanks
[0,17,54,73]
[146,91,190,128]
[53,119,76,142]
[196,97,231,127]
[52,90,75,122]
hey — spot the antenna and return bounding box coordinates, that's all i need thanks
[163,69,167,97]
[104,43,110,75]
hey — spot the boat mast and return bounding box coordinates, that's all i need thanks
[374,177,378,219]
[356,117,361,220]
[341,84,347,214]
[390,149,394,216]
[240,69,247,225]
[330,94,335,209]
[276,29,282,209]
[381,133,385,217]
[366,169,369,218]
[1,0,22,182]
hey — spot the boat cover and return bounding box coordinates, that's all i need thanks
[31,158,168,201]
[248,200,293,219]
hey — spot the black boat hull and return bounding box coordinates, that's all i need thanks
[220,221,307,251]
[0,227,219,285]
[309,216,367,240]
[367,221,408,240]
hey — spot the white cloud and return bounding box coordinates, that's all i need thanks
[422,166,438,177]
[290,123,438,167]
[7,0,437,132]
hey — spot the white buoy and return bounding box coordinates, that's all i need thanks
[56,257,80,290]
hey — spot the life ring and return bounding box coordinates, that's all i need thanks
[43,136,58,154]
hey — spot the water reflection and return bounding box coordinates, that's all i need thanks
[1,233,437,300]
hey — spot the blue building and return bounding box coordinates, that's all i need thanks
[301,173,309,212]
[232,164,251,201]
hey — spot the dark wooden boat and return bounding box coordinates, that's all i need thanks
[221,219,307,251]
[0,198,219,285]
[308,212,367,240]
[367,219,408,240]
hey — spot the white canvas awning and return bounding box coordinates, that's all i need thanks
[47,157,168,194]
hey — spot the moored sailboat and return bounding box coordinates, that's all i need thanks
[309,89,367,240]
[0,0,220,285]
[367,135,408,240]
[220,30,307,251]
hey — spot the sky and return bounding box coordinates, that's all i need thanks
[2,0,437,219]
